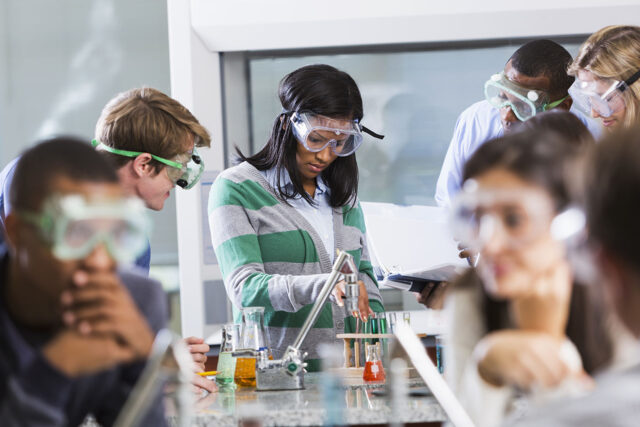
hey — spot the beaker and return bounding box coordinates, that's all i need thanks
[216,323,240,387]
[363,343,386,383]
[235,307,269,387]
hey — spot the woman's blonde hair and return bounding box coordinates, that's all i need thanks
[568,25,640,128]
[95,87,211,173]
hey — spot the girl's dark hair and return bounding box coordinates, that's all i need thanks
[237,64,362,207]
[515,110,595,148]
[586,125,640,273]
[462,128,591,212]
[458,127,611,374]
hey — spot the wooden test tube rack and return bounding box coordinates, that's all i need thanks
[336,333,394,368]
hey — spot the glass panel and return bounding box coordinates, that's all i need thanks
[248,41,584,205]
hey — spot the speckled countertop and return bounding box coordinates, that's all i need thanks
[167,373,447,426]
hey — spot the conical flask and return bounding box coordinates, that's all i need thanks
[363,343,386,383]
[234,307,269,387]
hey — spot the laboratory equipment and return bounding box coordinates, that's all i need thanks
[217,323,240,386]
[234,250,360,391]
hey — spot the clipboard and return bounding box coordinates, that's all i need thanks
[362,202,468,292]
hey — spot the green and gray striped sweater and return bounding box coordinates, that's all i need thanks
[208,162,384,371]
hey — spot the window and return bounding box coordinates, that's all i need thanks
[244,39,586,205]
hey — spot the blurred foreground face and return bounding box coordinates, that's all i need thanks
[13,177,128,309]
[463,169,564,299]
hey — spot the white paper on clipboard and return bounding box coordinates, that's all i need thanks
[361,202,468,290]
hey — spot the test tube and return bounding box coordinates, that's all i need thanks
[387,312,397,334]
[435,335,445,374]
[403,311,411,325]
[369,314,379,344]
[377,312,388,334]
[363,316,369,344]
[378,312,389,366]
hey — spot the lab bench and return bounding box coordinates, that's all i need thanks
[167,372,446,426]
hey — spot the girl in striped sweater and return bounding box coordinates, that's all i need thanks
[208,64,385,371]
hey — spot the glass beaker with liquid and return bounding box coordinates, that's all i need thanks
[216,323,240,387]
[235,307,270,387]
[363,343,386,383]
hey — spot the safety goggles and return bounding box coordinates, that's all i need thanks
[484,72,568,122]
[92,140,204,189]
[568,69,640,118]
[449,183,556,251]
[19,194,150,264]
[289,112,383,157]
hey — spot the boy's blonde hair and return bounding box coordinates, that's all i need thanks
[95,87,211,173]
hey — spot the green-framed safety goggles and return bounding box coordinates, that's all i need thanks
[484,72,569,122]
[19,194,150,264]
[91,139,204,189]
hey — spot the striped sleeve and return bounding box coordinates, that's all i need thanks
[342,202,384,311]
[208,175,330,312]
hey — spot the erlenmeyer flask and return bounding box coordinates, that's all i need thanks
[363,343,386,383]
[235,307,269,387]
[216,323,240,387]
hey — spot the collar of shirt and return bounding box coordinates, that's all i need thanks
[260,166,335,262]
[262,166,330,200]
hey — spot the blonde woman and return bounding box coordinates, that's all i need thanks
[568,25,640,130]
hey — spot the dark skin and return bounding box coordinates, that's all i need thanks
[4,177,154,377]
[416,62,574,310]
[295,136,373,321]
[415,281,449,310]
[500,60,573,133]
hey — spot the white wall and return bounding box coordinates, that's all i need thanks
[190,0,640,51]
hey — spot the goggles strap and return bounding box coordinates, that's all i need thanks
[91,139,184,170]
[544,95,569,111]
[621,69,640,92]
[361,126,385,140]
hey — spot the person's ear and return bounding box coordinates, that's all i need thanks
[280,114,288,131]
[131,153,154,178]
[4,213,20,254]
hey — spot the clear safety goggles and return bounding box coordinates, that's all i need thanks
[484,72,568,122]
[568,69,640,118]
[92,140,204,189]
[19,194,150,264]
[450,183,557,251]
[289,111,383,157]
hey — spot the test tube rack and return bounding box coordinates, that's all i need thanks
[336,333,394,369]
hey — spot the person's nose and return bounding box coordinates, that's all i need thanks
[479,216,508,256]
[315,145,334,163]
[83,242,116,272]
[500,106,519,124]
[591,107,602,119]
